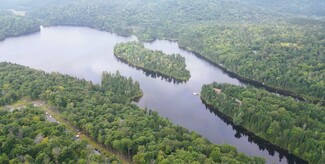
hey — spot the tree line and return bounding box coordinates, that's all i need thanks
[0,62,265,163]
[201,83,325,163]
[101,70,143,104]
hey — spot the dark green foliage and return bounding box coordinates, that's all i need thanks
[0,62,265,163]
[28,0,280,39]
[0,107,102,163]
[101,70,143,103]
[0,11,40,41]
[114,42,190,81]
[201,83,325,163]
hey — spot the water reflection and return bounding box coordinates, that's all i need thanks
[115,57,186,84]
[202,102,307,164]
[0,26,306,164]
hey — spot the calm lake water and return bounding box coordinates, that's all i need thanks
[0,26,303,164]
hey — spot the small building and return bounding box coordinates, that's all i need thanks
[214,88,222,94]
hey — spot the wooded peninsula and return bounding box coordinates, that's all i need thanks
[201,83,325,163]
[0,62,264,163]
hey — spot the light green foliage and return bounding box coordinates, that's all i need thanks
[201,83,325,163]
[114,42,190,81]
[0,107,104,163]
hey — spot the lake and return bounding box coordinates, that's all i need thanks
[0,26,304,164]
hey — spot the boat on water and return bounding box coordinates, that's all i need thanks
[193,92,199,96]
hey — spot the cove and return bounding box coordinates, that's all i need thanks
[0,26,304,164]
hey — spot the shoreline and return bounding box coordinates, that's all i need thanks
[1,25,322,105]
[176,44,323,105]
[114,54,190,83]
[200,97,308,164]
[0,28,41,42]
[145,37,323,105]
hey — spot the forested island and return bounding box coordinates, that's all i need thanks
[0,62,265,163]
[114,42,190,81]
[200,83,325,163]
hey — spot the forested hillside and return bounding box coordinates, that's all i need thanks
[241,0,325,17]
[201,83,325,163]
[0,62,265,163]
[114,42,190,81]
[28,0,279,37]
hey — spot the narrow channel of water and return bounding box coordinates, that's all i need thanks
[0,26,303,163]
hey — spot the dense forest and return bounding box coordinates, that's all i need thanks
[179,22,325,102]
[241,0,325,16]
[102,71,143,103]
[0,106,109,163]
[0,0,324,163]
[201,83,325,163]
[114,42,190,81]
[0,62,265,163]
